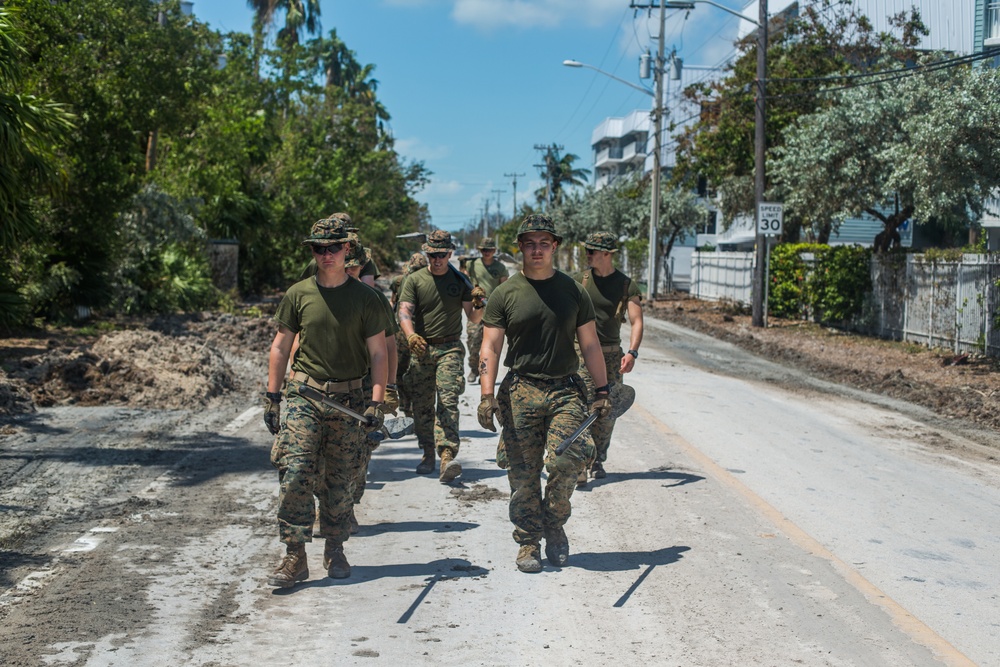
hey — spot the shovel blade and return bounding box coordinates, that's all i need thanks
[367,416,415,442]
[609,383,636,420]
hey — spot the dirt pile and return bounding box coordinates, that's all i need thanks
[1,313,274,414]
[651,295,1000,433]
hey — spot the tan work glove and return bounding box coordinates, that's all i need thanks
[383,385,399,415]
[363,402,384,432]
[471,286,487,309]
[478,394,499,432]
[263,392,282,435]
[407,333,428,357]
[590,393,611,419]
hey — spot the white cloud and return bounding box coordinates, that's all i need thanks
[425,179,465,196]
[395,137,451,161]
[452,0,622,31]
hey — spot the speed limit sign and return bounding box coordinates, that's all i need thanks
[758,202,783,236]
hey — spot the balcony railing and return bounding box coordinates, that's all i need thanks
[988,2,1000,47]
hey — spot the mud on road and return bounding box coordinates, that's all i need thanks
[1,301,999,665]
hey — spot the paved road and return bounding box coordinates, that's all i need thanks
[1,318,998,666]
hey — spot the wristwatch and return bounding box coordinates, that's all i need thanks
[594,383,612,395]
[627,349,639,359]
[265,391,283,402]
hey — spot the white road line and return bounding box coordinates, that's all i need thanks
[223,406,263,433]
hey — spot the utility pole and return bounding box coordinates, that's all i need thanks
[504,172,525,219]
[751,0,768,327]
[533,143,563,210]
[490,189,507,233]
[480,199,489,239]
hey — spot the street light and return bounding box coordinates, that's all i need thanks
[562,57,663,299]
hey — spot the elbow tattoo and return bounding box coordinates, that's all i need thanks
[399,303,414,322]
[479,359,488,377]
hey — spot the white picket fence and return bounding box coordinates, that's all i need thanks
[690,251,1000,357]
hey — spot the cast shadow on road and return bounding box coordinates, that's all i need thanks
[576,468,704,492]
[458,429,499,440]
[359,520,478,535]
[565,545,691,607]
[0,550,55,588]
[272,557,490,600]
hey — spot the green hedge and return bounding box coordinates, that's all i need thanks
[769,243,872,324]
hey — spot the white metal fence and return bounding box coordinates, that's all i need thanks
[690,251,1000,357]
[691,252,754,304]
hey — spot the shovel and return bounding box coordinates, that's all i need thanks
[554,383,636,455]
[298,385,415,441]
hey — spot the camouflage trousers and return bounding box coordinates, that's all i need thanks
[395,329,413,414]
[404,340,465,454]
[352,373,376,505]
[497,373,594,546]
[576,346,623,463]
[466,320,483,376]
[270,381,366,545]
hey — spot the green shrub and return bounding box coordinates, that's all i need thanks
[768,243,871,323]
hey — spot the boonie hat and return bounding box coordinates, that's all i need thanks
[406,252,428,273]
[422,230,456,253]
[583,231,618,253]
[478,237,497,250]
[517,214,563,243]
[329,212,358,232]
[345,243,371,269]
[303,217,350,246]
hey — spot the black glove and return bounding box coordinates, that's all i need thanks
[263,391,282,435]
[364,402,384,432]
[478,394,499,432]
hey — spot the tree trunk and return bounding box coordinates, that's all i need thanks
[869,204,913,253]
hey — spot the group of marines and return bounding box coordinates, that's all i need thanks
[263,212,644,585]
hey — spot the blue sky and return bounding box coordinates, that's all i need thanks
[194,0,749,231]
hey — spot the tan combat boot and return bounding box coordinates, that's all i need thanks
[324,539,351,579]
[516,544,542,573]
[416,446,435,474]
[544,526,569,567]
[439,448,462,483]
[267,543,308,588]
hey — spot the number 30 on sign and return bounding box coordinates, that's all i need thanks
[757,202,783,235]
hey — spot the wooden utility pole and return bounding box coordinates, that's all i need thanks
[504,172,525,219]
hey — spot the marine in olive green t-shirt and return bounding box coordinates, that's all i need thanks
[482,270,595,380]
[397,267,472,339]
[576,268,642,346]
[467,256,509,297]
[273,277,390,381]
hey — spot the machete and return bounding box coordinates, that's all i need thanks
[554,383,636,455]
[298,385,415,441]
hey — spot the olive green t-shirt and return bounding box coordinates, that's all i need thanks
[273,276,390,381]
[483,270,596,379]
[300,257,380,281]
[367,282,399,335]
[467,257,509,297]
[398,267,472,338]
[576,268,642,346]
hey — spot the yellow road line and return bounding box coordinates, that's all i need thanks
[635,403,977,667]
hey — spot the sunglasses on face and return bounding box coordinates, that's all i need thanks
[312,243,345,255]
[427,252,449,259]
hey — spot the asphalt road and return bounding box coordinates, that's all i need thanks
[1,318,998,666]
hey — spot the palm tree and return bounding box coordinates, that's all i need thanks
[535,144,590,209]
[247,0,321,46]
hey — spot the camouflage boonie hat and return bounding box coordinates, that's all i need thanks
[303,217,350,246]
[517,214,563,243]
[329,212,357,232]
[421,230,456,253]
[478,237,497,250]
[583,231,618,253]
[406,252,428,273]
[345,242,371,269]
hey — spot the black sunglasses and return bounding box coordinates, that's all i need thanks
[427,252,449,259]
[312,243,345,255]
[586,249,597,254]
